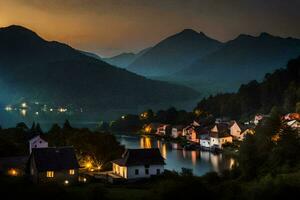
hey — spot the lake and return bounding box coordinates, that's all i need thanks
[115,134,235,176]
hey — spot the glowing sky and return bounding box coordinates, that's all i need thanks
[0,0,300,57]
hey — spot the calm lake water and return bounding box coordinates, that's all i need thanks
[115,134,235,176]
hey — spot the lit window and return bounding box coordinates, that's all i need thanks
[69,169,75,175]
[46,171,54,178]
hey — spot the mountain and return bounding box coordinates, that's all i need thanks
[127,29,222,76]
[0,25,198,119]
[79,50,102,60]
[178,32,300,92]
[195,56,300,119]
[103,47,151,69]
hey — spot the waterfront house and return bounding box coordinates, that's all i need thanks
[143,123,161,133]
[111,148,165,180]
[29,135,48,154]
[199,135,211,150]
[171,125,184,138]
[156,124,171,136]
[28,147,80,184]
[210,124,233,149]
[228,121,242,139]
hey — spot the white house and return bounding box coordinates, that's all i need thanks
[210,124,233,149]
[29,135,48,154]
[111,148,165,180]
[200,137,210,150]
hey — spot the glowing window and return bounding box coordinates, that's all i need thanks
[69,169,75,175]
[46,171,54,178]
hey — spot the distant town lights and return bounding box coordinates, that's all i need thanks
[5,105,12,111]
[21,102,27,108]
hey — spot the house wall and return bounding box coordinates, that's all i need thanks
[127,165,164,179]
[200,139,210,148]
[29,136,48,153]
[113,164,164,179]
[230,122,241,138]
[171,128,178,138]
[210,136,232,149]
[37,170,79,184]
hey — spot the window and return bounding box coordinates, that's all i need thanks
[69,169,75,175]
[156,169,161,175]
[145,169,149,175]
[135,169,139,175]
[46,171,54,178]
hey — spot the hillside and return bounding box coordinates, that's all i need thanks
[194,56,300,119]
[127,29,222,76]
[0,25,198,119]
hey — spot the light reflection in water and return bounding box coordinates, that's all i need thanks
[20,109,27,117]
[120,135,234,176]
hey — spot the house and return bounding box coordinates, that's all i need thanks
[253,114,269,125]
[182,121,200,137]
[28,147,80,184]
[171,125,184,138]
[210,123,233,149]
[111,148,165,180]
[156,124,171,136]
[284,113,300,121]
[199,135,211,150]
[29,135,48,154]
[228,121,242,139]
[286,120,300,130]
[240,127,255,140]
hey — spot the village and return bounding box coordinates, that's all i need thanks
[0,112,299,187]
[143,112,300,152]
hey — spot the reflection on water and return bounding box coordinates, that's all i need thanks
[117,134,234,176]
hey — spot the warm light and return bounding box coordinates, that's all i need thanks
[46,171,54,178]
[8,169,18,176]
[21,102,27,108]
[5,105,12,111]
[85,162,92,169]
[64,180,69,185]
[20,109,27,117]
[144,126,151,133]
[69,169,75,175]
[121,115,125,119]
[58,107,67,113]
[83,178,87,182]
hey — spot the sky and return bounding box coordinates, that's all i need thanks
[0,0,300,57]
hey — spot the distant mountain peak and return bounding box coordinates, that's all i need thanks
[0,24,43,41]
[180,28,198,34]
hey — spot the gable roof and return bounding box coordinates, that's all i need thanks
[112,148,165,166]
[31,147,79,172]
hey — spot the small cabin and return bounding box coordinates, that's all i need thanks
[28,147,79,184]
[111,148,165,180]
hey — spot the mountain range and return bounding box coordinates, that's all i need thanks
[0,25,198,120]
[106,29,300,94]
